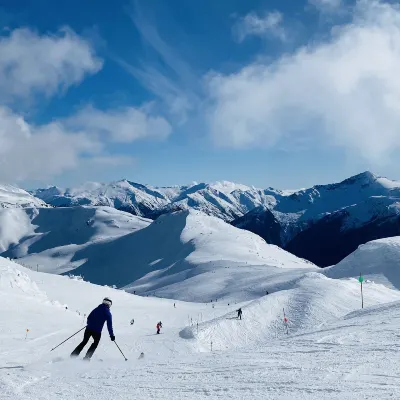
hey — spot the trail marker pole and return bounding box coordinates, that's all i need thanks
[211,341,213,352]
[25,329,29,340]
[359,273,364,309]
[283,308,289,335]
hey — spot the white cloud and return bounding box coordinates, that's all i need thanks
[66,106,172,143]
[0,26,172,183]
[0,107,101,182]
[0,103,171,182]
[0,104,172,182]
[309,0,343,12]
[234,11,287,42]
[0,27,102,104]
[206,0,400,162]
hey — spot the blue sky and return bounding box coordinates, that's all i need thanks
[1,0,400,189]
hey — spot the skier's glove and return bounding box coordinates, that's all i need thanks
[110,335,115,341]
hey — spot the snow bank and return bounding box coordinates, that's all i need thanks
[326,236,400,289]
[0,257,46,299]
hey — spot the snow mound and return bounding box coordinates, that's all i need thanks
[182,272,400,351]
[0,257,46,299]
[325,236,400,289]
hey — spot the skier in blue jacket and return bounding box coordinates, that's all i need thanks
[71,297,115,360]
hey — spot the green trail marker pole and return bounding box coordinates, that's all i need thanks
[359,273,364,309]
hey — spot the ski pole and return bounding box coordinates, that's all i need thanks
[50,326,86,352]
[114,341,128,361]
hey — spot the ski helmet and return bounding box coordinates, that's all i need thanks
[103,297,112,307]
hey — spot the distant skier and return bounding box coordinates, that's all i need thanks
[71,297,115,360]
[237,308,242,320]
[130,319,134,325]
[156,321,162,334]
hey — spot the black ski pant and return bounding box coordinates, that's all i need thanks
[71,328,101,359]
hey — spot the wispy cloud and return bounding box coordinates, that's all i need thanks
[117,0,200,124]
[233,11,287,42]
[308,0,343,13]
[206,0,400,162]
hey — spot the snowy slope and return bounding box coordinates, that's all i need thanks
[4,210,315,301]
[181,272,400,351]
[325,236,400,290]
[0,184,47,209]
[3,256,400,399]
[32,180,278,221]
[63,210,316,301]
[0,206,151,273]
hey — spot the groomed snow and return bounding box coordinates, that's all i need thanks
[2,255,400,399]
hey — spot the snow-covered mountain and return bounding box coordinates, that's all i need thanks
[234,172,400,266]
[18,170,400,269]
[0,184,48,209]
[2,210,315,301]
[0,206,151,272]
[31,180,278,222]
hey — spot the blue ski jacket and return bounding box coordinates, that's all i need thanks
[87,304,114,336]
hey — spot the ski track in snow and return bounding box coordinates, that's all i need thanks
[2,335,400,399]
